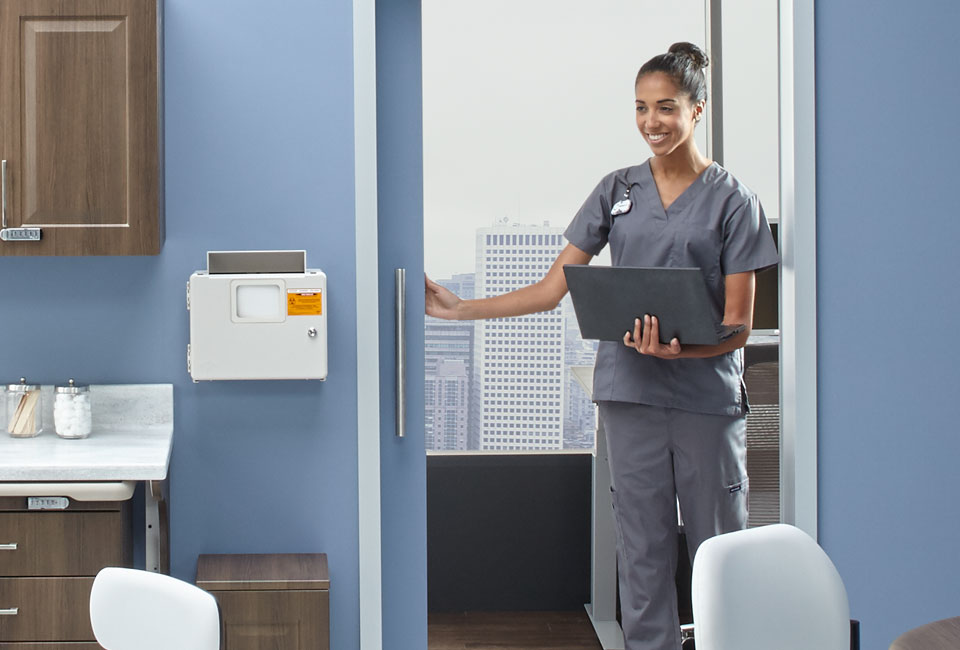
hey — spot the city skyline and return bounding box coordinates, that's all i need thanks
[425,220,596,452]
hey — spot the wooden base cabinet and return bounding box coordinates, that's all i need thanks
[197,553,330,650]
[0,498,131,648]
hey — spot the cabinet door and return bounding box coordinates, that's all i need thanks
[0,0,161,256]
[214,590,329,650]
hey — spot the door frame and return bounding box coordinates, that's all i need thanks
[351,0,818,647]
[353,0,383,648]
[778,0,818,538]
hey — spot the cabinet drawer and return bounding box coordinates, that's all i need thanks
[0,578,95,641]
[0,514,127,577]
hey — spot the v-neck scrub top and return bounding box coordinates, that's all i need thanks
[564,161,779,416]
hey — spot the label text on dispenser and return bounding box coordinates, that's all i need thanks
[287,289,323,316]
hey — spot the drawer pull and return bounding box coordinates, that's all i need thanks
[0,607,18,616]
[0,543,17,550]
[1,159,6,227]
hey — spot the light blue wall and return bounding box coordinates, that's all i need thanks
[816,4,960,648]
[0,1,362,648]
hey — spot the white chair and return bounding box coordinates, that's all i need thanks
[89,567,220,650]
[691,523,850,650]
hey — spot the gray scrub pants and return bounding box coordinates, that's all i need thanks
[598,401,748,650]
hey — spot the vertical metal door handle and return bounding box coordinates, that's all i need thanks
[0,608,18,616]
[2,160,7,228]
[395,268,406,438]
[0,543,17,550]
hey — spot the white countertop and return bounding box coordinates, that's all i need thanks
[0,384,173,482]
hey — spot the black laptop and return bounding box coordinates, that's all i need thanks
[563,265,744,345]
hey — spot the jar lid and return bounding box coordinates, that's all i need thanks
[55,379,89,394]
[7,377,39,392]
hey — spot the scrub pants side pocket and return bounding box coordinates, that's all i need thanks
[723,476,749,533]
[609,486,627,553]
[672,411,749,561]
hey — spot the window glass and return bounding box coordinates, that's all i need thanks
[423,0,705,452]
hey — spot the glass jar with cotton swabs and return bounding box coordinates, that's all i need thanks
[5,378,43,438]
[54,379,92,439]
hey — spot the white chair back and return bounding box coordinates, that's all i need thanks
[89,567,220,650]
[691,523,849,650]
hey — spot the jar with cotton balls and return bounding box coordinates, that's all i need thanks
[54,379,92,439]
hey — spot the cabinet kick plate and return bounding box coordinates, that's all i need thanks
[0,227,41,241]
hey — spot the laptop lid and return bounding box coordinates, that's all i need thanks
[563,265,741,346]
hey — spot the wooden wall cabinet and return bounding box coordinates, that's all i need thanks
[0,0,163,256]
[197,553,330,650]
[0,497,132,649]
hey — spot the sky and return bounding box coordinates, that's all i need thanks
[422,0,707,280]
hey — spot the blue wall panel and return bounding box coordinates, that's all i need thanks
[817,4,960,648]
[0,1,362,648]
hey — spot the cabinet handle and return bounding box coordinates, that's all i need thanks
[0,543,17,550]
[0,608,18,616]
[395,268,406,438]
[1,159,7,228]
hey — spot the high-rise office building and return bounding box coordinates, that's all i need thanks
[563,296,597,449]
[425,274,476,451]
[475,222,566,450]
[425,358,470,450]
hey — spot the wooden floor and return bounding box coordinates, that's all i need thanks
[429,611,604,650]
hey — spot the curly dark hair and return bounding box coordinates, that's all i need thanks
[636,42,709,104]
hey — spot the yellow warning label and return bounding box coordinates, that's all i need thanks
[287,289,323,316]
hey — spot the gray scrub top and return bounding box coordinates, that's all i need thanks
[564,160,779,416]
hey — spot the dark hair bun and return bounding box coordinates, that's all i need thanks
[668,42,709,70]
